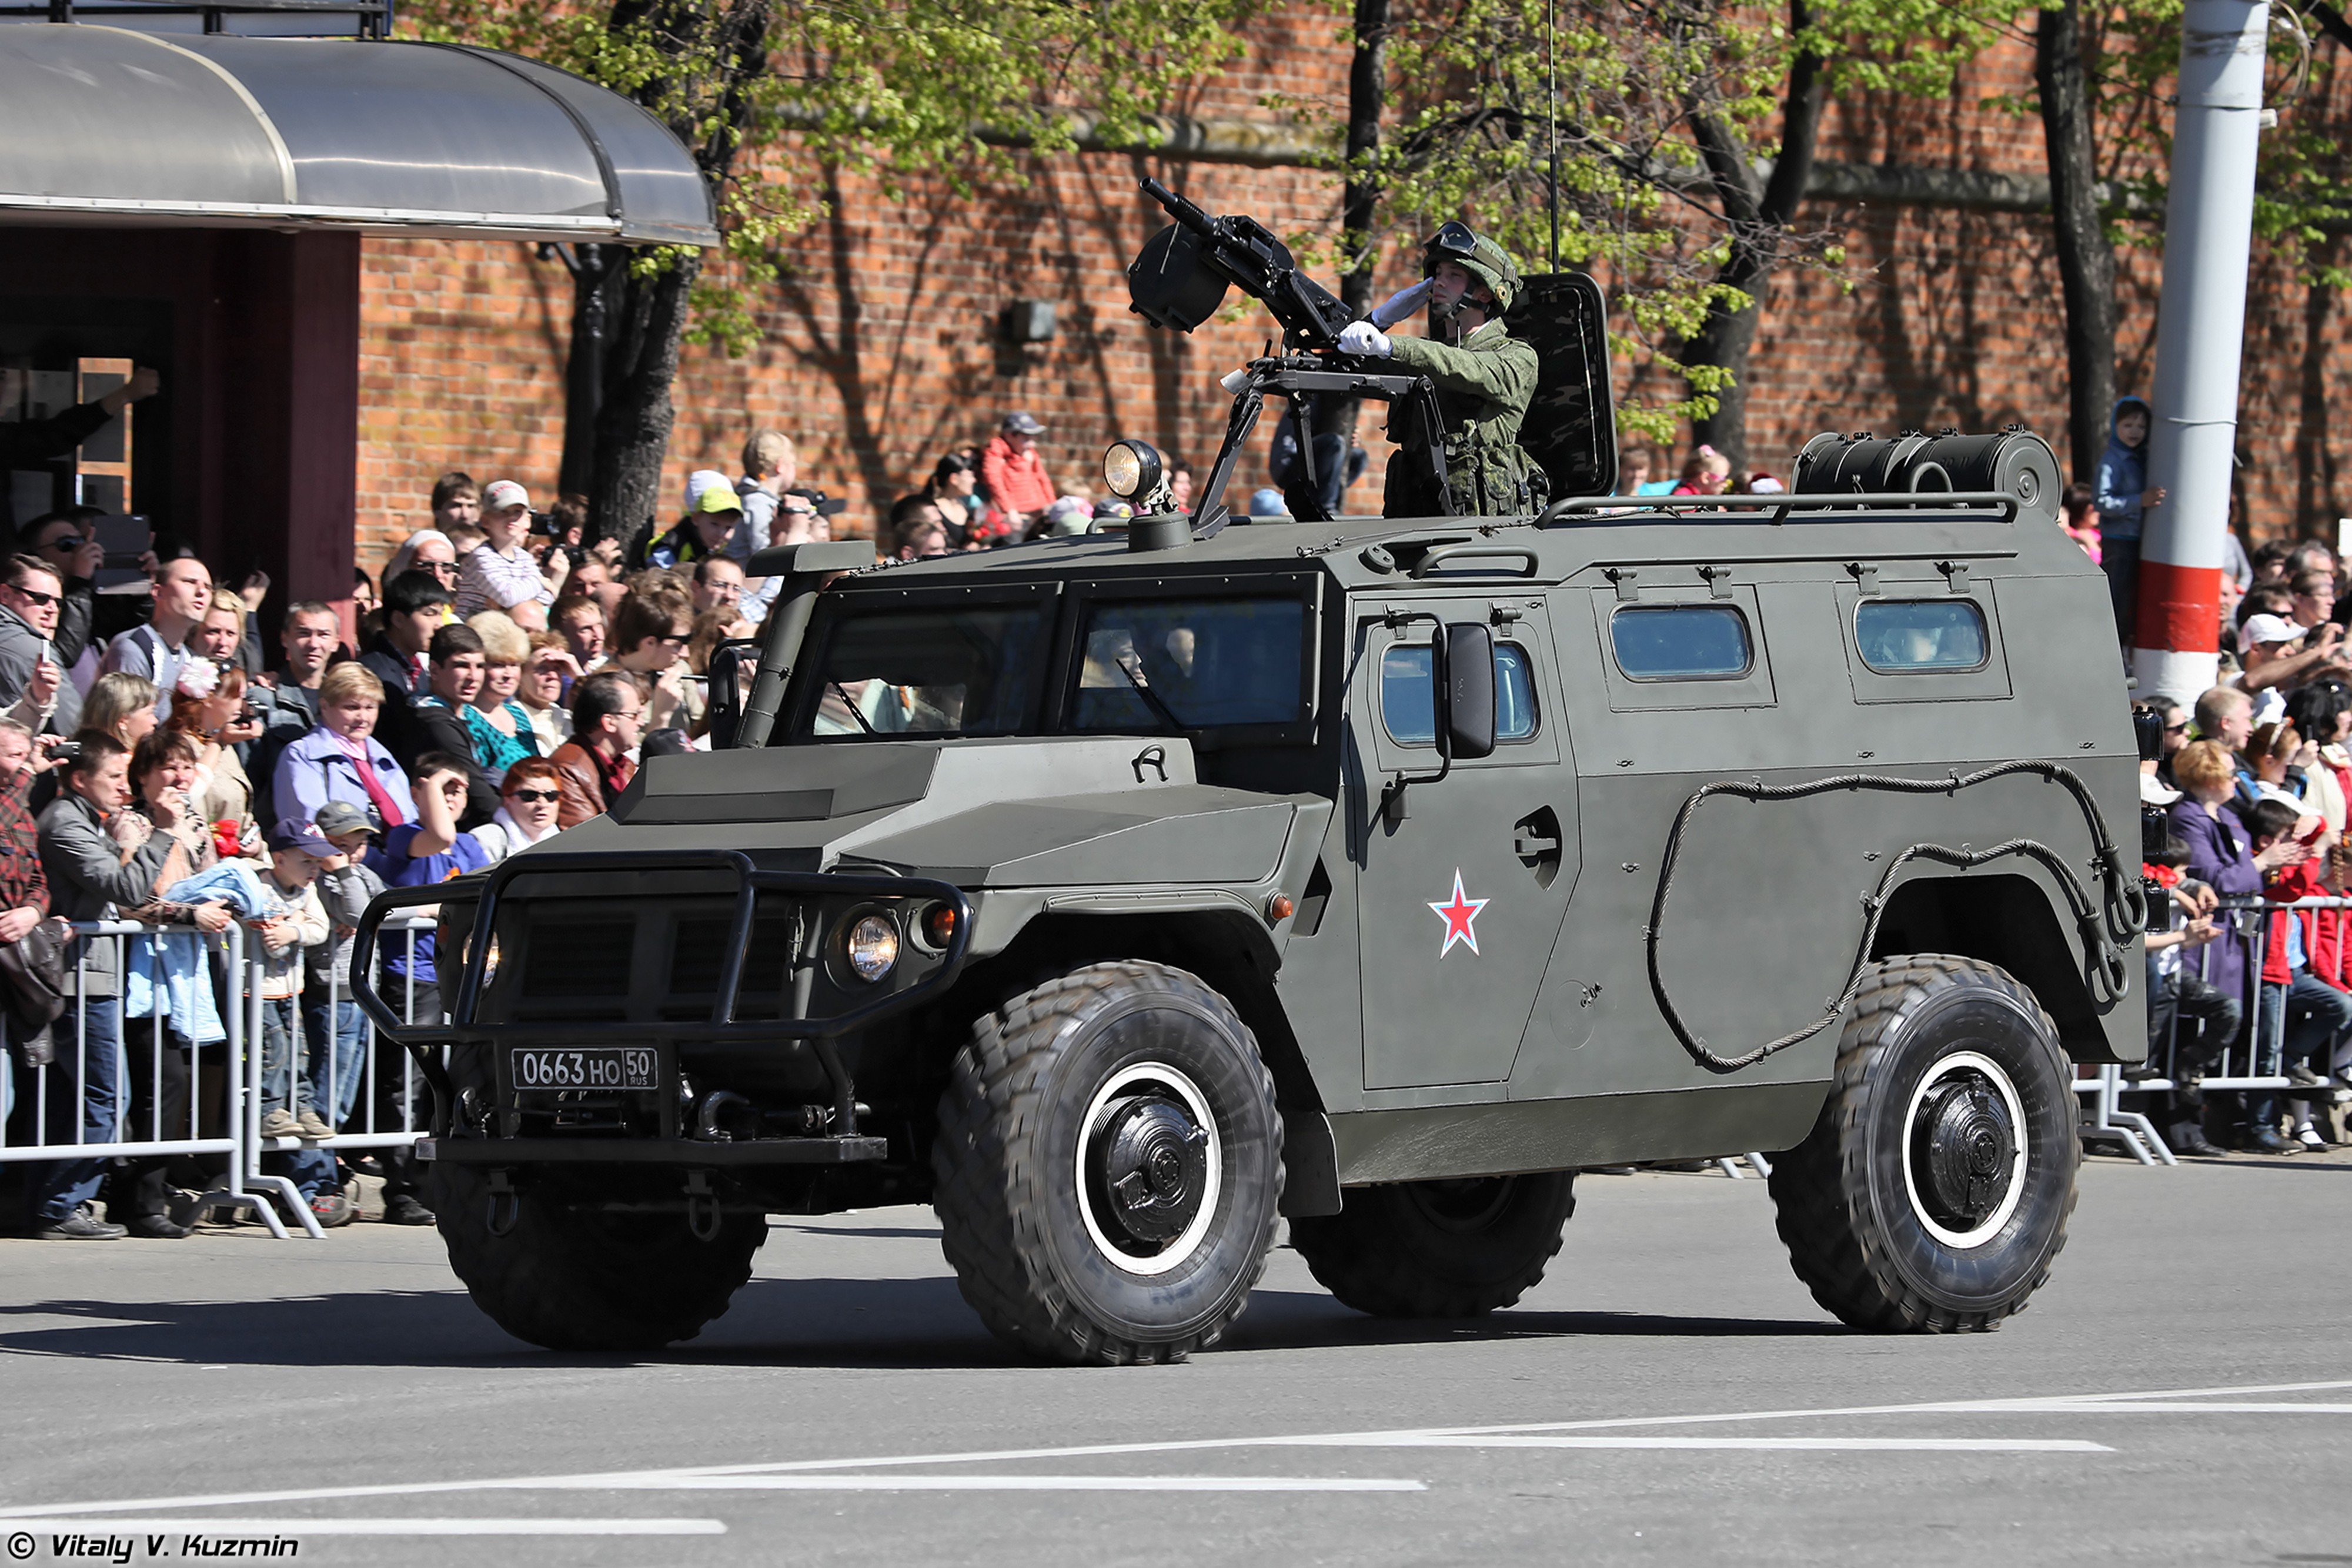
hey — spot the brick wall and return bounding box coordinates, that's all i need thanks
[353,10,2352,576]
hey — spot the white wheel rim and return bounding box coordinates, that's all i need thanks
[1073,1062,1223,1277]
[1900,1049,2029,1250]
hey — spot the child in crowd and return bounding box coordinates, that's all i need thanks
[294,799,385,1226]
[1671,446,1731,496]
[252,817,333,1144]
[2061,482,2102,564]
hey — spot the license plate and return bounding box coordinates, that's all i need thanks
[509,1047,660,1094]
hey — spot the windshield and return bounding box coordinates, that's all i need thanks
[1072,597,1307,732]
[796,604,1050,738]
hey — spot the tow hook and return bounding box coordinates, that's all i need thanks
[485,1168,519,1239]
[685,1171,722,1243]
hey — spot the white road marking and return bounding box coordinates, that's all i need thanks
[7,1375,2332,1522]
[0,1519,724,1536]
[1282,1436,2112,1453]
[556,1476,1425,1493]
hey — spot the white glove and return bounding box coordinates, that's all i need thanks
[1338,321,1393,358]
[1368,279,1432,329]
[1219,367,1250,394]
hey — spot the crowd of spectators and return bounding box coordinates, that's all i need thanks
[2137,534,2352,1156]
[0,424,860,1239]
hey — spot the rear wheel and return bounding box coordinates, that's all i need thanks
[931,959,1284,1365]
[1769,955,2077,1332]
[431,1162,766,1352]
[1290,1172,1576,1318]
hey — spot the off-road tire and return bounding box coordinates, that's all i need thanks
[1290,1172,1576,1318]
[1768,955,2078,1333]
[431,1162,766,1352]
[931,959,1284,1365]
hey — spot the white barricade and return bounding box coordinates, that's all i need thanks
[3,912,439,1239]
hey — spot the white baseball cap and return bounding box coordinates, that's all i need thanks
[482,479,530,514]
[2239,613,2304,654]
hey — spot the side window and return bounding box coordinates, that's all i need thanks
[1609,604,1752,681]
[1855,599,1989,673]
[1380,643,1538,746]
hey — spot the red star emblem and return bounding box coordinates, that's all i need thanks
[1428,869,1490,957]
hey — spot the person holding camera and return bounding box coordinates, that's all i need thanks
[454,480,569,632]
[0,553,82,739]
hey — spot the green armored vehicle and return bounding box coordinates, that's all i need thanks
[357,192,2144,1365]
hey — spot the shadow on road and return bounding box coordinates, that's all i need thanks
[0,1273,1842,1371]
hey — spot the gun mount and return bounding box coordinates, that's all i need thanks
[1124,180,1621,530]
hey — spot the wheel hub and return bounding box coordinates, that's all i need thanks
[1910,1073,2017,1231]
[1090,1094,1209,1248]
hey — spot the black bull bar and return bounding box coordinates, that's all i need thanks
[352,849,975,1140]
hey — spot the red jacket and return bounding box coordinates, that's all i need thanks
[2262,860,2331,985]
[980,434,1055,518]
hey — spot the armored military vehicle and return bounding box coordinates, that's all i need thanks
[356,186,2143,1365]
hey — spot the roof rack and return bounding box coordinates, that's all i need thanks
[1539,492,2023,527]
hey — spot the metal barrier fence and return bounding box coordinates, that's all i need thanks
[1,912,436,1240]
[2079,892,2352,1165]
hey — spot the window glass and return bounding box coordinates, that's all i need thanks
[1610,605,1752,680]
[1855,599,1990,672]
[796,605,1048,739]
[1072,597,1306,731]
[1381,643,1539,745]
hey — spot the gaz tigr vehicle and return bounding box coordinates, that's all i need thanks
[355,192,2143,1365]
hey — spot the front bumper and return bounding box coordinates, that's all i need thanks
[353,848,973,1163]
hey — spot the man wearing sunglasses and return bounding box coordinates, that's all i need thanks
[19,511,105,673]
[0,554,81,737]
[1336,222,1542,519]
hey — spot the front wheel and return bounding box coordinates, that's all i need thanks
[431,1163,766,1351]
[1769,955,2078,1333]
[931,959,1284,1365]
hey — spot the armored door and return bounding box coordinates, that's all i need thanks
[1350,593,1579,1089]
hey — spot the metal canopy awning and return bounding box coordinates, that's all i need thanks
[0,24,717,244]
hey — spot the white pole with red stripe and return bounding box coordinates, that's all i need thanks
[2133,0,2270,703]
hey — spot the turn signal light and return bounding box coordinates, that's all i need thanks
[1267,894,1295,924]
[921,903,958,949]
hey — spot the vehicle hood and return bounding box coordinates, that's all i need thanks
[549,737,1314,887]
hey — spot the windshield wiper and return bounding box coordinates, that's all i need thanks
[828,680,878,735]
[1114,652,1188,735]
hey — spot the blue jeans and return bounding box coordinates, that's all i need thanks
[2101,536,2141,647]
[302,991,366,1129]
[288,991,366,1196]
[25,997,123,1224]
[2249,972,2351,1129]
[257,994,314,1116]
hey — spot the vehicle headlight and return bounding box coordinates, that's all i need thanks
[845,914,900,983]
[1103,439,1161,501]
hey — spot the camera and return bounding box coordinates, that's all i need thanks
[41,738,81,763]
[528,510,555,536]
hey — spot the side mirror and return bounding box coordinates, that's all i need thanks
[1441,621,1497,762]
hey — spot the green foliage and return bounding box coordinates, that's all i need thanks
[1278,0,1997,432]
[402,0,1264,354]
[1992,1,2352,286]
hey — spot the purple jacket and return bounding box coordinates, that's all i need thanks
[2168,797,2261,1005]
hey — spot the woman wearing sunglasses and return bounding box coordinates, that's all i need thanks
[466,756,566,864]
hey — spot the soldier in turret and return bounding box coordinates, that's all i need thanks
[1338,223,1542,517]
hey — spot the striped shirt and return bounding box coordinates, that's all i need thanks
[456,543,552,618]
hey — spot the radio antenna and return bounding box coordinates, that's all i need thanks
[1546,0,1561,272]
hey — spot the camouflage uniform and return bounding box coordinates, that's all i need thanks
[1382,227,1544,518]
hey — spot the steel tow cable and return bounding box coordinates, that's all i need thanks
[1646,761,2145,1074]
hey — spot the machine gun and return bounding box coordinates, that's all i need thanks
[1122,179,1619,533]
[1128,177,1354,351]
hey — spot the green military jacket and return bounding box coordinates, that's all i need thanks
[1385,319,1543,517]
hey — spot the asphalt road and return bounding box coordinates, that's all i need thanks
[0,1149,2344,1567]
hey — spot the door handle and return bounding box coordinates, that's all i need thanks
[1514,830,1561,857]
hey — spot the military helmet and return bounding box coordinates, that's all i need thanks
[1422,221,1521,315]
